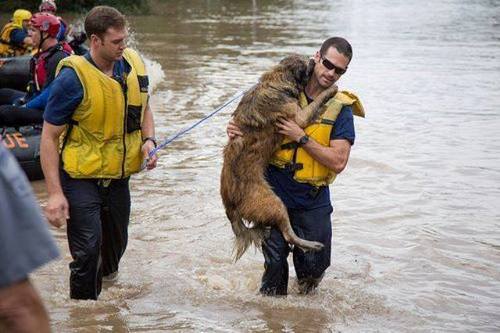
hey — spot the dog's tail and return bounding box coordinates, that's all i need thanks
[228,211,266,261]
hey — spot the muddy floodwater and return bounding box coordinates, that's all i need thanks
[11,0,500,331]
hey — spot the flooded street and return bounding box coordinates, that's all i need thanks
[21,0,500,331]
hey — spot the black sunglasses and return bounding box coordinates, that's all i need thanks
[320,57,347,75]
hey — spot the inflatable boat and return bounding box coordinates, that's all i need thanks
[1,126,43,181]
[0,55,31,91]
[0,42,88,90]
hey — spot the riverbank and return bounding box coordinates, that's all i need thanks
[2,0,150,14]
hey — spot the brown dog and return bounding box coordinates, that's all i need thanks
[220,55,338,260]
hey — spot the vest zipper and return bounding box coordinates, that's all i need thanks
[121,78,128,179]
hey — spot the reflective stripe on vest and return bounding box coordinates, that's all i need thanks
[56,48,149,179]
[270,90,365,186]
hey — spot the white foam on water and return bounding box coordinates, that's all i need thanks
[143,56,165,94]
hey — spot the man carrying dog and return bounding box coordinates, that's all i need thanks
[227,37,364,295]
[40,6,158,300]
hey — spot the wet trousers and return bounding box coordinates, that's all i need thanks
[61,170,131,300]
[260,205,333,296]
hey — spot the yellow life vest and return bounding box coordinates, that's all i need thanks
[270,90,365,186]
[0,23,30,57]
[56,48,149,179]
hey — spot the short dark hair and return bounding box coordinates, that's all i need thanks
[84,6,126,39]
[320,37,353,62]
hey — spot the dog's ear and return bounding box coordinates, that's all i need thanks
[305,58,315,84]
[294,57,309,88]
[280,54,308,87]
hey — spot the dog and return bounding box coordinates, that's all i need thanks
[220,54,338,260]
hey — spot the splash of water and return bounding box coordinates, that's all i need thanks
[143,57,165,94]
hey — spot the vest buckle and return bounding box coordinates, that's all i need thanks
[284,163,303,172]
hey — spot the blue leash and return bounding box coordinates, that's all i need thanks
[142,89,246,169]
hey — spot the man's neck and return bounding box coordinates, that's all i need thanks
[89,49,114,76]
[40,39,57,52]
[304,78,324,100]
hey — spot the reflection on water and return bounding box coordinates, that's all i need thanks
[25,0,500,331]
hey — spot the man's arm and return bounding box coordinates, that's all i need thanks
[25,82,52,110]
[226,119,243,139]
[301,138,351,174]
[140,103,158,170]
[40,121,69,227]
[276,118,351,174]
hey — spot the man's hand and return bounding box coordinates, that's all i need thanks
[44,193,69,228]
[226,119,243,139]
[142,140,158,170]
[276,118,306,142]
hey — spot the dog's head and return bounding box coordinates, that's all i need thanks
[279,54,309,89]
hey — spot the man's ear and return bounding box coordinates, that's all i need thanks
[314,51,321,63]
[90,34,100,45]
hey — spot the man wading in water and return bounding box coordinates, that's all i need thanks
[40,6,158,300]
[227,37,364,295]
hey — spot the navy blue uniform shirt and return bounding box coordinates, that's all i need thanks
[265,105,355,210]
[44,53,130,125]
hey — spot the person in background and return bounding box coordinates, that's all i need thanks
[39,0,68,42]
[0,12,73,127]
[0,144,59,333]
[0,9,33,57]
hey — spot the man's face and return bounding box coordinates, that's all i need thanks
[313,46,350,88]
[22,19,30,30]
[93,26,127,62]
[28,26,41,46]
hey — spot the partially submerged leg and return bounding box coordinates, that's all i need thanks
[292,205,333,294]
[260,227,291,296]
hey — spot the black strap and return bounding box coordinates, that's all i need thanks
[280,141,299,150]
[137,75,149,93]
[59,122,74,169]
[283,163,303,172]
[320,118,335,125]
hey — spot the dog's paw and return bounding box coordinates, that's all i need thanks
[324,84,338,98]
[309,241,325,252]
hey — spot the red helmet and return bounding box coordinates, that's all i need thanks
[31,12,60,38]
[39,0,57,13]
